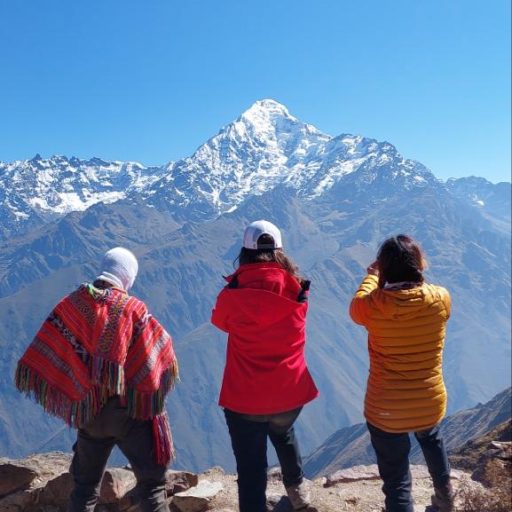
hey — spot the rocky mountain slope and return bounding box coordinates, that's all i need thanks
[304,387,512,478]
[450,419,511,478]
[446,176,511,229]
[0,100,510,473]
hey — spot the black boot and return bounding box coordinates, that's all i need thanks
[431,481,456,512]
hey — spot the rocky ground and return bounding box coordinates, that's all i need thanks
[0,453,482,512]
[195,465,473,512]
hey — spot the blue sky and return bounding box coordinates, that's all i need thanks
[0,0,510,182]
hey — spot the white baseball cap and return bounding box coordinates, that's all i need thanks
[243,220,283,250]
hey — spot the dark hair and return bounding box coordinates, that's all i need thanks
[92,279,112,290]
[234,234,303,282]
[376,234,427,288]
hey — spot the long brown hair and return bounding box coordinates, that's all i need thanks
[234,234,304,282]
[376,234,427,288]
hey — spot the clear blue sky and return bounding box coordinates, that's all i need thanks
[0,0,510,182]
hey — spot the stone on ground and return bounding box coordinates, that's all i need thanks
[38,472,74,505]
[171,480,224,512]
[0,463,38,497]
[99,468,137,503]
[325,465,381,486]
[166,469,199,495]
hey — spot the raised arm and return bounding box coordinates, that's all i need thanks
[349,273,379,326]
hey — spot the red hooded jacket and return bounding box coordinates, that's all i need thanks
[211,262,319,415]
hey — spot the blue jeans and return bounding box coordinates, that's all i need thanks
[224,408,304,512]
[367,422,451,512]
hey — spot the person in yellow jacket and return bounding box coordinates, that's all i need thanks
[349,235,454,512]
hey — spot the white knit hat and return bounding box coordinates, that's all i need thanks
[243,220,283,250]
[96,247,139,291]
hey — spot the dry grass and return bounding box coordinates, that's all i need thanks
[458,462,512,512]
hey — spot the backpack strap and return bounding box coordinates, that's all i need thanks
[226,275,239,289]
[297,280,311,303]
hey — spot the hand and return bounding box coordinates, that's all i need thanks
[367,261,379,276]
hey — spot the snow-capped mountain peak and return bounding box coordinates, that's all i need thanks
[144,100,337,213]
[0,155,167,237]
[240,98,293,122]
[141,98,439,217]
[446,176,511,223]
[1,99,458,236]
[236,98,326,140]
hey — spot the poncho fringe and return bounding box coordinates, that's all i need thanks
[15,358,179,425]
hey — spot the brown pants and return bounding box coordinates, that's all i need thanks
[67,397,169,512]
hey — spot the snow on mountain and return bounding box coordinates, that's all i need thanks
[0,154,166,238]
[446,176,495,208]
[142,99,330,212]
[142,99,437,216]
[446,176,511,208]
[1,99,502,237]
[446,176,511,227]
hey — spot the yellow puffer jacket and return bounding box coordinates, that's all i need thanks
[349,274,451,433]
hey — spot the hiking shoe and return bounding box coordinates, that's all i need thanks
[285,480,311,510]
[431,482,456,512]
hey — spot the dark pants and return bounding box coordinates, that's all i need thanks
[67,397,169,512]
[367,422,451,512]
[224,408,304,512]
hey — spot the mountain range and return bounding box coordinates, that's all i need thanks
[0,99,510,472]
[4,100,508,238]
[304,387,512,478]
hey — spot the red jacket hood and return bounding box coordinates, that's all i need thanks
[215,263,308,331]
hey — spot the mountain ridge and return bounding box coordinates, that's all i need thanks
[2,99,509,239]
[304,387,512,478]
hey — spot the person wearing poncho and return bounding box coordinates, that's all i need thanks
[15,247,179,512]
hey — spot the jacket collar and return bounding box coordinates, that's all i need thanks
[224,262,284,283]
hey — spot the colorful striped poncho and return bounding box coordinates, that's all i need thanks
[15,283,179,465]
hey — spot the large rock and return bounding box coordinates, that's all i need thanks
[99,468,137,503]
[38,472,74,505]
[489,440,512,460]
[0,463,38,497]
[0,452,72,512]
[171,480,223,512]
[0,489,38,512]
[165,469,199,495]
[265,493,290,512]
[325,464,381,486]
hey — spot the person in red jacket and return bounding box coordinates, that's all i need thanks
[211,220,319,512]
